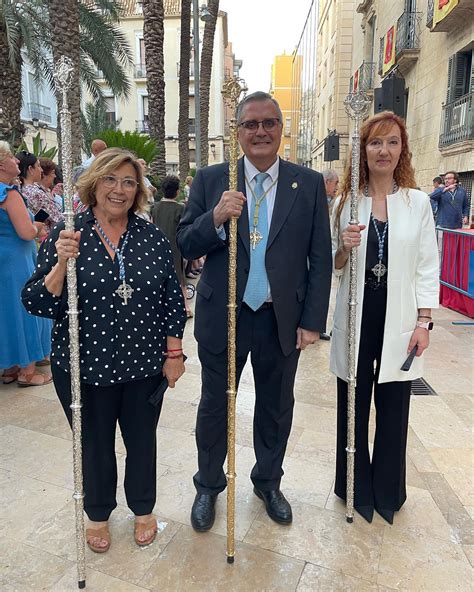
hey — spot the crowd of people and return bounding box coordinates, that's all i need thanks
[1,90,460,553]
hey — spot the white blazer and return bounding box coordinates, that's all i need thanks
[329,188,439,384]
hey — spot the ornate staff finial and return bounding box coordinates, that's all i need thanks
[344,90,372,120]
[221,77,247,107]
[53,55,74,95]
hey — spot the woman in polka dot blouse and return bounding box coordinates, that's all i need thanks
[23,148,187,552]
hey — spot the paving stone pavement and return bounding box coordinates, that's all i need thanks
[1,284,473,591]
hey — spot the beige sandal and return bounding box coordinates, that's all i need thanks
[17,372,53,387]
[86,525,110,553]
[134,517,158,547]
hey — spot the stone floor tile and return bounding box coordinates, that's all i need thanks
[407,427,440,473]
[0,470,71,542]
[296,563,383,591]
[139,525,305,591]
[0,424,73,490]
[244,502,384,582]
[462,545,474,568]
[409,397,471,449]
[0,390,71,441]
[422,472,474,545]
[441,393,474,429]
[428,447,474,508]
[292,401,337,434]
[0,538,73,591]
[377,527,473,591]
[289,427,336,466]
[28,502,181,585]
[155,465,261,541]
[51,565,151,591]
[158,398,199,433]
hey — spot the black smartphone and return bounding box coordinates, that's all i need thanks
[401,345,418,371]
[34,208,50,222]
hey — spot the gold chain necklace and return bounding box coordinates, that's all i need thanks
[245,175,278,249]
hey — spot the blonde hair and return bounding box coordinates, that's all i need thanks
[76,148,148,213]
[0,141,12,162]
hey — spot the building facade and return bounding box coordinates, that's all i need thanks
[92,0,240,173]
[20,53,58,153]
[311,0,356,178]
[351,0,473,199]
[270,53,302,161]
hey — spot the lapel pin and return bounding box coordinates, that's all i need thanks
[292,182,298,189]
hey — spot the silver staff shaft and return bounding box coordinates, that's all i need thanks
[343,91,371,524]
[54,56,86,588]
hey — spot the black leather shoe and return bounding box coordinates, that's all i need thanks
[253,487,292,524]
[191,493,217,532]
[355,505,374,523]
[376,507,394,525]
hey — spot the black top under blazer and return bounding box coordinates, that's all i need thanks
[177,158,332,357]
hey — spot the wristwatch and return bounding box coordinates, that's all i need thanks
[416,321,433,330]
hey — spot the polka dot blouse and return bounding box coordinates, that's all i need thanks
[22,208,186,386]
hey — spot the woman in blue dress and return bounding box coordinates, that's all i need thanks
[0,142,52,386]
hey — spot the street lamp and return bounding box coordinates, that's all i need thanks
[193,1,213,169]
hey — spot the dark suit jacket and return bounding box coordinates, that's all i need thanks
[177,158,332,356]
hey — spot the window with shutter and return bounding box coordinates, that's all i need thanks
[446,51,471,104]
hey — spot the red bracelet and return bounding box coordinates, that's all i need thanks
[167,348,183,352]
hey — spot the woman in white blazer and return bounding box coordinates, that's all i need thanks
[330,111,438,524]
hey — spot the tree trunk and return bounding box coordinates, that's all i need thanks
[143,0,166,177]
[178,0,191,182]
[48,0,82,166]
[199,0,219,168]
[0,20,25,148]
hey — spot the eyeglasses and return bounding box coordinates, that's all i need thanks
[239,118,281,131]
[101,175,138,191]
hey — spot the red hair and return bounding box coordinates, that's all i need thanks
[335,111,416,225]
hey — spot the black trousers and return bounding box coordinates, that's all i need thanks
[334,284,411,512]
[52,365,164,521]
[194,304,300,495]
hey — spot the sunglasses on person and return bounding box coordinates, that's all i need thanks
[238,118,281,131]
[101,175,138,191]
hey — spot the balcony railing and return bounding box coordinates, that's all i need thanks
[136,119,150,133]
[439,92,474,149]
[28,102,52,123]
[426,0,434,29]
[427,0,469,32]
[395,11,422,56]
[134,63,147,78]
[351,61,375,92]
[378,36,384,76]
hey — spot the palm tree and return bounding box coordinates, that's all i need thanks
[178,0,191,182]
[142,0,166,177]
[0,0,46,147]
[0,0,132,159]
[199,0,219,168]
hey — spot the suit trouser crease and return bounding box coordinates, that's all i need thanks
[194,305,300,495]
[52,364,164,521]
[334,284,411,511]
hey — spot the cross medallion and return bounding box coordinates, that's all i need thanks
[249,228,263,250]
[116,281,134,304]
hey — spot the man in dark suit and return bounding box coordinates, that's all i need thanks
[177,91,331,531]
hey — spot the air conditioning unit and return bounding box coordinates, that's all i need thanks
[451,102,466,129]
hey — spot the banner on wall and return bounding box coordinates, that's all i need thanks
[434,0,459,26]
[382,25,397,76]
[353,69,359,92]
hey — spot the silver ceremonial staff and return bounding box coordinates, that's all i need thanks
[221,76,247,563]
[53,56,86,588]
[343,90,371,524]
